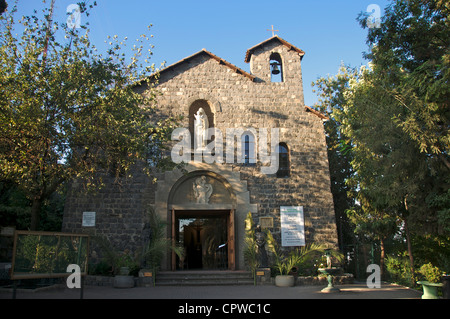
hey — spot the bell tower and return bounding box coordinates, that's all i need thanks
[244,36,305,84]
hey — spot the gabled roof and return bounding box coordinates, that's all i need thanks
[244,36,305,63]
[156,48,256,82]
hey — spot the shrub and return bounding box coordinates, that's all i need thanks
[419,263,442,283]
[385,255,414,287]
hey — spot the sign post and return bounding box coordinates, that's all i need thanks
[82,212,96,227]
[280,206,305,247]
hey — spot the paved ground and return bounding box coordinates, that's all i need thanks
[0,282,422,299]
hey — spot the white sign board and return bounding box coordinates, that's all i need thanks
[280,206,305,247]
[82,212,96,227]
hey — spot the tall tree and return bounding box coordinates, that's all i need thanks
[313,0,450,278]
[0,2,176,230]
[313,69,357,253]
[358,0,450,249]
[314,65,424,276]
[360,0,450,170]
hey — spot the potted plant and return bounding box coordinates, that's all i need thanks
[113,250,139,288]
[92,236,140,288]
[417,263,443,299]
[265,231,326,287]
[273,253,300,287]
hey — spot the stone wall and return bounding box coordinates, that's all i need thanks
[62,169,157,258]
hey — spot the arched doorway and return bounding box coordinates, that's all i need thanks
[168,171,236,271]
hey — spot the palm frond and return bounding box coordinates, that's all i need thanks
[142,208,182,284]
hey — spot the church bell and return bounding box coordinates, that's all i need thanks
[270,62,281,75]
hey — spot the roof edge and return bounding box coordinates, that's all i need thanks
[304,105,329,121]
[148,49,256,83]
[245,36,305,63]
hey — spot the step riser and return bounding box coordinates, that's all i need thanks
[155,272,254,286]
[156,281,254,286]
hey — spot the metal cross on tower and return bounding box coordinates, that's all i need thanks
[267,25,279,37]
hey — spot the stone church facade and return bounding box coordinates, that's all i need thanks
[62,36,338,271]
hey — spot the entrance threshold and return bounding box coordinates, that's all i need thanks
[165,270,248,274]
[156,270,254,286]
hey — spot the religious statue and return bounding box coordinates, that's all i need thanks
[255,225,269,268]
[324,249,332,268]
[193,176,213,204]
[194,108,209,150]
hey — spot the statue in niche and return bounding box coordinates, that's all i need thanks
[255,225,269,268]
[193,176,213,204]
[194,108,209,150]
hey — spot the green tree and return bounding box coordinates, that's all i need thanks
[0,2,177,230]
[357,0,450,273]
[314,65,417,277]
[319,63,433,278]
[347,202,398,278]
[313,68,358,254]
[313,0,450,280]
[360,0,450,169]
[0,181,30,229]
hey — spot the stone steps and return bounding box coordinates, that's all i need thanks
[155,270,254,286]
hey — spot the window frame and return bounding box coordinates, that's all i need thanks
[242,132,256,166]
[276,142,290,178]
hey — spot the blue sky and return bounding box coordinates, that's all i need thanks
[12,0,391,107]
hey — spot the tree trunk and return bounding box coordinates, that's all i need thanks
[404,217,415,284]
[403,196,415,285]
[30,197,42,231]
[380,237,386,280]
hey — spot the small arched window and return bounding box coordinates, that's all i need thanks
[277,143,290,177]
[270,52,283,82]
[242,132,256,165]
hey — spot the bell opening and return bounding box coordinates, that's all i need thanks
[269,52,283,82]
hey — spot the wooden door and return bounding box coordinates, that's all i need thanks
[227,209,235,270]
[171,208,176,271]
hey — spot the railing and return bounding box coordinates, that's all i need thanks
[216,243,228,270]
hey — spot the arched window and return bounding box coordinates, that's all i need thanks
[270,52,283,82]
[277,143,290,177]
[242,132,256,165]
